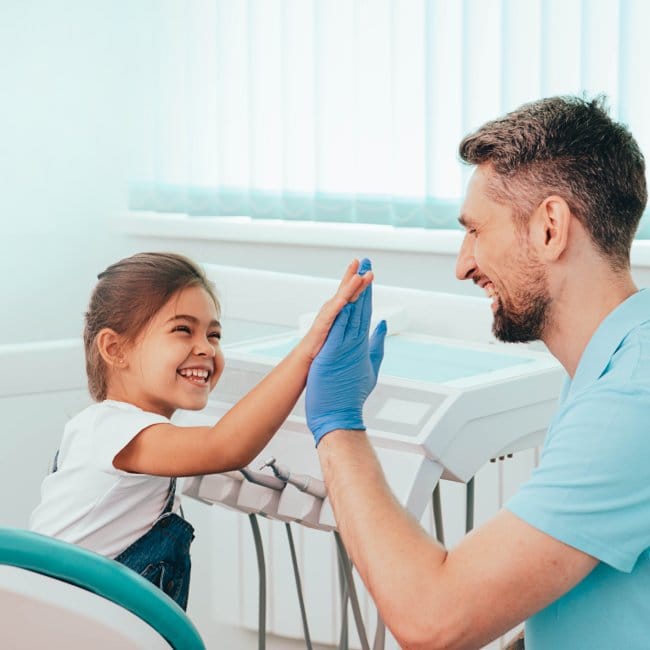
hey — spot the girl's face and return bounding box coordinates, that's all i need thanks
[113,286,225,418]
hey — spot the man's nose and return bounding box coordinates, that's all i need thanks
[455,234,477,281]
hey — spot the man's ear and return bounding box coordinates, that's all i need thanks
[96,328,128,368]
[530,195,571,262]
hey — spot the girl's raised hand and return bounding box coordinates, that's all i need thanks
[297,258,374,361]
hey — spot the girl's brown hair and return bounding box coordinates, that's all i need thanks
[84,252,219,401]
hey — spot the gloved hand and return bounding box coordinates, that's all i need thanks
[306,258,387,446]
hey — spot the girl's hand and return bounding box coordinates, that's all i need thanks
[297,258,374,361]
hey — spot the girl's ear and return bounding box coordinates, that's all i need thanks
[96,328,128,368]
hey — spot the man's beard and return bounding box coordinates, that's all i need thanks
[492,267,551,343]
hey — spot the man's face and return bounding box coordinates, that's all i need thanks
[456,165,551,343]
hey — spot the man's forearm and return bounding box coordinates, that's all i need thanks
[318,430,449,647]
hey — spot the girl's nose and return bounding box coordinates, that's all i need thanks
[194,338,216,357]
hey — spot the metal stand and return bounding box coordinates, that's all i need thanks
[432,482,445,544]
[248,513,266,650]
[466,476,475,533]
[334,531,370,650]
[284,522,313,650]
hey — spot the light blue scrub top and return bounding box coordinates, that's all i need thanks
[506,289,650,649]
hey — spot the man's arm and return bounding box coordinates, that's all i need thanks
[305,262,598,648]
[318,430,598,650]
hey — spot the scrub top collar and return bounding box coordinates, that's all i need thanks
[563,288,650,401]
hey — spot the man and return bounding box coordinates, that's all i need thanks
[305,96,650,649]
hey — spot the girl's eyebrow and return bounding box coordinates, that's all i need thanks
[166,314,221,328]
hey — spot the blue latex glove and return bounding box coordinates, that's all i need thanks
[306,258,387,446]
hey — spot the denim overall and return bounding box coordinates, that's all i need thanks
[114,478,195,610]
[52,452,195,610]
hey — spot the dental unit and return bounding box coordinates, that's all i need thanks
[177,264,564,650]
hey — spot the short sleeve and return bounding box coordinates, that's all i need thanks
[507,372,650,573]
[90,402,169,475]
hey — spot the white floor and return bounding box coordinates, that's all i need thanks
[196,620,522,649]
[200,622,333,650]
[187,572,336,649]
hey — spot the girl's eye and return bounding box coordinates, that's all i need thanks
[173,325,191,334]
[209,331,221,341]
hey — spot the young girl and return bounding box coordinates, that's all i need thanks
[29,252,372,610]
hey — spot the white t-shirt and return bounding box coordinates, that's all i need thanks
[30,400,173,558]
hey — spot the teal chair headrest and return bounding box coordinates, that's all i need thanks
[0,527,205,650]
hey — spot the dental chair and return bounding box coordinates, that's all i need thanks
[0,527,205,649]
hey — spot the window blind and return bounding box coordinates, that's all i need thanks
[129,0,650,237]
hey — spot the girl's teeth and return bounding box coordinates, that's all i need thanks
[179,368,209,380]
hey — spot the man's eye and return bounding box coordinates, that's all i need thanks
[173,325,191,334]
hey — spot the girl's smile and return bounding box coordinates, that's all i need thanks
[177,366,212,384]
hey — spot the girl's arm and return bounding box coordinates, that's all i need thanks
[114,260,373,476]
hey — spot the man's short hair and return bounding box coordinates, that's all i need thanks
[459,96,647,270]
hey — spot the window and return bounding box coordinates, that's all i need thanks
[129,0,650,238]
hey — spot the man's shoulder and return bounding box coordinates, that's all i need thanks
[552,331,650,437]
[607,318,650,380]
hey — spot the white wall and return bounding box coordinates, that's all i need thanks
[0,0,152,345]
